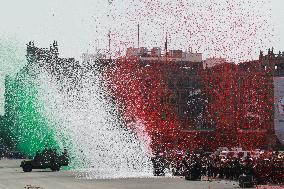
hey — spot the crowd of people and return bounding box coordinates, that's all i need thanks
[152,151,284,185]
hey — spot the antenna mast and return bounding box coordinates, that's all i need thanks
[108,30,111,60]
[138,24,140,49]
[107,0,112,60]
[165,32,168,57]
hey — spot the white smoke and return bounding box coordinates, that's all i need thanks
[35,65,153,178]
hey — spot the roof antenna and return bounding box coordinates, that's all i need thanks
[138,24,140,49]
[165,32,168,55]
[95,21,99,53]
[107,0,112,60]
[108,30,111,60]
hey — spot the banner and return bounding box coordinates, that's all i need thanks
[274,77,284,145]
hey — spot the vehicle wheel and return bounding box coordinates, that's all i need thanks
[51,164,60,172]
[23,164,32,172]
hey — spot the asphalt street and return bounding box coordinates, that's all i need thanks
[0,159,245,189]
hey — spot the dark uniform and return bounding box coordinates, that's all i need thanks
[151,153,165,176]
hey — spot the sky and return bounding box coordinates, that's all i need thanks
[0,0,284,115]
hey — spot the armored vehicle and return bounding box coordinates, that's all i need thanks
[20,149,69,172]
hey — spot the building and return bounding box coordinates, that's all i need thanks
[125,47,202,62]
[3,40,284,154]
[260,48,284,148]
[2,42,81,153]
[106,46,215,152]
[204,57,226,68]
[106,46,284,152]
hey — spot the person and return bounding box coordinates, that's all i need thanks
[47,148,53,157]
[223,158,230,179]
[183,153,201,180]
[232,157,241,180]
[63,149,68,158]
[213,156,221,179]
[34,150,40,161]
[172,155,184,176]
[42,146,49,160]
[182,153,191,179]
[51,149,57,161]
[151,152,166,176]
[43,146,48,153]
[206,156,214,181]
[242,155,254,176]
[201,156,207,178]
[219,159,225,179]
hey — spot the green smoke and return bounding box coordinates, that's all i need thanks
[5,71,60,156]
[0,37,59,156]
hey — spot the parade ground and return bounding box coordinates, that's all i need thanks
[0,159,246,189]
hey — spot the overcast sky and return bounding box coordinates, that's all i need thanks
[0,0,284,115]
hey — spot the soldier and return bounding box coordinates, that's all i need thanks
[182,153,191,179]
[192,154,202,180]
[201,156,207,178]
[213,156,221,179]
[206,156,214,181]
[63,149,68,158]
[51,149,57,162]
[61,149,69,166]
[172,154,184,176]
[151,152,165,176]
[242,155,254,176]
[34,150,40,161]
[42,146,49,161]
[223,158,230,179]
[47,148,53,157]
[219,158,225,179]
[232,157,241,180]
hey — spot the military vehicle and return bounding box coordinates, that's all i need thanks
[20,149,69,172]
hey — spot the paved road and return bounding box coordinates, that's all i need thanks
[0,159,241,189]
